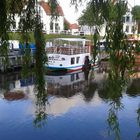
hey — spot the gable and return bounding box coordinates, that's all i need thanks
[39,1,64,16]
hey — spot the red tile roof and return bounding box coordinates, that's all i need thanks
[69,23,79,29]
[39,1,64,16]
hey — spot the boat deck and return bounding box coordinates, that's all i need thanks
[46,46,90,55]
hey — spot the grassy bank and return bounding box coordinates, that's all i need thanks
[8,32,92,42]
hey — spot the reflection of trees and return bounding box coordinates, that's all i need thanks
[33,11,48,128]
[82,69,98,102]
[127,78,140,139]
[98,73,127,140]
[137,104,140,138]
[83,82,97,102]
[33,91,48,128]
[33,65,48,128]
[107,101,123,140]
[126,78,140,96]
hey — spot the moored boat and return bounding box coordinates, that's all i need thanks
[45,38,97,72]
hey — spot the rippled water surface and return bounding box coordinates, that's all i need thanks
[0,69,140,140]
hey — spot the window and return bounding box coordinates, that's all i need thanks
[122,17,125,23]
[55,23,59,31]
[76,57,80,63]
[125,26,129,33]
[126,16,130,22]
[50,21,53,30]
[71,57,75,65]
[61,58,65,61]
[132,17,135,22]
[131,26,135,33]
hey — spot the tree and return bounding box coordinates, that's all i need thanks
[132,5,140,33]
[64,22,69,30]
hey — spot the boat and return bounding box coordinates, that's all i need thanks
[45,70,88,97]
[45,38,98,72]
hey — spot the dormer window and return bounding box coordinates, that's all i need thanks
[126,16,130,22]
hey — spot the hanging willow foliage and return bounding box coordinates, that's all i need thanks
[0,0,9,69]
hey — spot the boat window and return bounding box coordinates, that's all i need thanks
[76,57,80,63]
[61,57,65,60]
[71,57,75,65]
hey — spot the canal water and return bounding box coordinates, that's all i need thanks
[0,67,140,140]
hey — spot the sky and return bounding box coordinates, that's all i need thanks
[58,0,140,24]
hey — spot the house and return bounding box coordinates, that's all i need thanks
[11,0,65,34]
[38,0,64,34]
[123,11,137,35]
[10,0,81,35]
[79,1,138,36]
[69,23,79,35]
[63,19,80,35]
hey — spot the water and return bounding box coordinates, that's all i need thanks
[0,69,140,140]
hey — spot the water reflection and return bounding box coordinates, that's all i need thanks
[98,73,126,140]
[127,77,140,139]
[137,104,140,138]
[45,70,90,98]
[0,65,140,139]
[127,78,140,97]
[0,72,34,100]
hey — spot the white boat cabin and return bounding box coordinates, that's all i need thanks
[45,38,92,72]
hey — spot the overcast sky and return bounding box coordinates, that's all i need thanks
[58,0,140,24]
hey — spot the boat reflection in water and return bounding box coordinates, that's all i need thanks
[0,69,103,115]
[46,70,89,98]
[0,64,140,139]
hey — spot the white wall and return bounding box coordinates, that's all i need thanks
[123,11,137,35]
[12,3,64,34]
[38,4,64,34]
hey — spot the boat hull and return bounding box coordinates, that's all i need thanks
[45,65,84,73]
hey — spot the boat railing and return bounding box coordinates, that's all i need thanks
[46,46,90,55]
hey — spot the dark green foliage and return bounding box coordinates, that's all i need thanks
[70,0,82,10]
[48,0,58,17]
[33,3,48,128]
[64,22,69,30]
[127,78,140,96]
[132,5,140,33]
[98,68,127,140]
[132,5,140,21]
[19,0,36,32]
[137,106,140,138]
[0,0,10,69]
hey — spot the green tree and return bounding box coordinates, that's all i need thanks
[132,5,140,33]
[64,22,69,30]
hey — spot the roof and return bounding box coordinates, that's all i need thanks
[69,23,79,29]
[39,1,64,16]
[55,38,90,42]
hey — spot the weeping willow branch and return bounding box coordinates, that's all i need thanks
[0,0,10,70]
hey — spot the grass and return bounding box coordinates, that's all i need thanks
[8,32,92,43]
